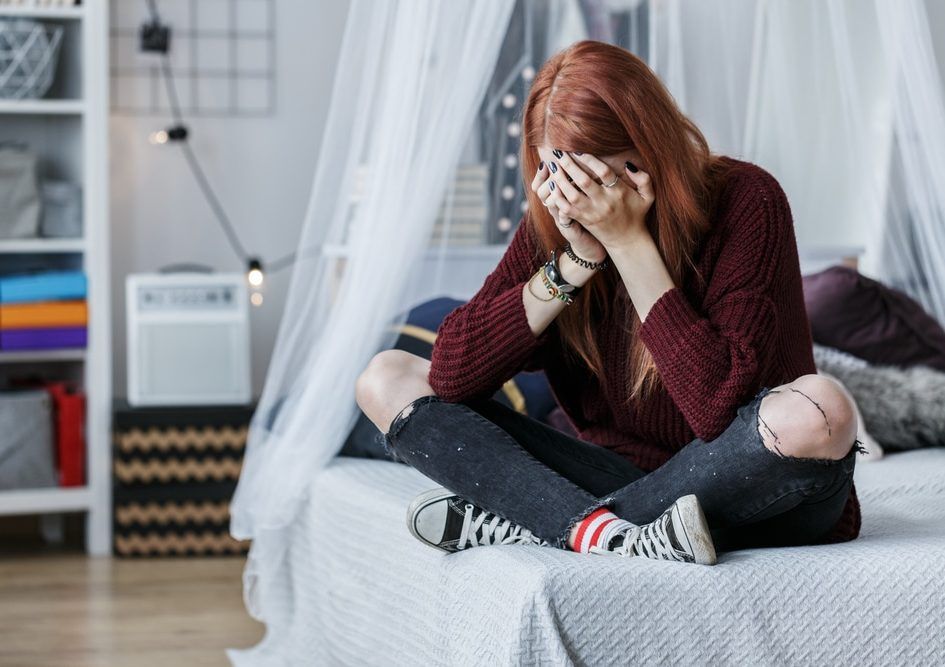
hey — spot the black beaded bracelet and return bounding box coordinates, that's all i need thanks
[563,242,609,271]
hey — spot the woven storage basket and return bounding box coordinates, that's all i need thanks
[0,18,63,99]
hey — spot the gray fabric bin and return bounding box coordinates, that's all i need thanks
[0,389,56,490]
[0,145,40,239]
[40,180,82,238]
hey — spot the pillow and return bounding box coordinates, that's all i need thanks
[802,265,945,372]
[338,297,556,460]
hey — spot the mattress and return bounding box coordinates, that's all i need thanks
[227,449,945,666]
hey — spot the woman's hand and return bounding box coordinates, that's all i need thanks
[530,161,608,264]
[543,151,655,253]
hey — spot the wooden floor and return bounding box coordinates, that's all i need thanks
[0,553,265,667]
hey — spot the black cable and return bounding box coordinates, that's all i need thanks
[145,0,160,22]
[267,251,297,273]
[146,0,298,274]
[156,53,250,262]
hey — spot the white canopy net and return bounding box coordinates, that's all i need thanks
[228,0,945,646]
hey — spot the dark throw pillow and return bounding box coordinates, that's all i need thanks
[802,265,945,372]
[338,296,556,460]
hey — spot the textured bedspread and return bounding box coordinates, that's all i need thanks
[227,449,945,666]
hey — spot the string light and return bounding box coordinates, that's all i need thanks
[143,2,295,300]
[502,93,517,108]
[247,258,264,287]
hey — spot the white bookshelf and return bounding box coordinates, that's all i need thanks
[0,2,112,555]
[0,99,85,114]
[0,237,85,253]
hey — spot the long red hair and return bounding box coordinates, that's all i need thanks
[518,39,737,404]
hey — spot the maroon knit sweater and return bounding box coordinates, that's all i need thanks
[427,156,860,543]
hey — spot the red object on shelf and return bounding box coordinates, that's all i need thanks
[47,382,86,487]
[9,378,86,487]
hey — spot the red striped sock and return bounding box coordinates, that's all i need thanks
[571,507,625,554]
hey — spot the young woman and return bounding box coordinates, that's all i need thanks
[355,40,862,565]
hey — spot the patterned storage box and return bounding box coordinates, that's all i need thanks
[112,400,256,557]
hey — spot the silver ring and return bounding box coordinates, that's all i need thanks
[603,175,619,188]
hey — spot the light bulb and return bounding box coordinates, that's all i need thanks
[506,122,521,138]
[250,291,264,307]
[149,129,169,145]
[504,154,518,169]
[247,258,264,287]
[497,217,512,232]
[501,185,515,200]
[502,93,516,108]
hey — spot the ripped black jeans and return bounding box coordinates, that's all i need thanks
[382,386,859,552]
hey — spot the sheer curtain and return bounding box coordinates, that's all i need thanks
[647,0,945,320]
[227,0,597,646]
[228,0,945,658]
[227,0,515,626]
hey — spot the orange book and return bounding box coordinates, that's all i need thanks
[0,300,88,329]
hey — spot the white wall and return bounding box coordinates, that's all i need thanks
[109,1,350,398]
[109,1,945,399]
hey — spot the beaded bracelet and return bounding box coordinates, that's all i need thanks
[563,242,609,271]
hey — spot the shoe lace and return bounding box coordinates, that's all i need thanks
[458,503,549,549]
[588,512,686,562]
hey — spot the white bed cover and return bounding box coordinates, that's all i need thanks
[227,449,945,666]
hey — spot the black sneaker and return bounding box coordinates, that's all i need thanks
[588,494,717,565]
[406,487,550,552]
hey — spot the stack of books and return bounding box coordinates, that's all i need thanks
[0,270,87,351]
[350,163,488,246]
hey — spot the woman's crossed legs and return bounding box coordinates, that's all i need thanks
[356,350,860,554]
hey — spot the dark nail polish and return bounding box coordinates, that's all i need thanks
[549,162,558,173]
[552,148,563,158]
[626,160,639,173]
[574,151,583,156]
[538,161,544,170]
[549,181,556,191]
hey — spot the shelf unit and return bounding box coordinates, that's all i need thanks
[0,2,112,555]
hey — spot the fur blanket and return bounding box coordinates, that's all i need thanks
[813,344,945,452]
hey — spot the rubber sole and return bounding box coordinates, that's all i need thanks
[674,494,718,565]
[406,486,456,551]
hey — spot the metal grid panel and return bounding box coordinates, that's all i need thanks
[109,0,275,117]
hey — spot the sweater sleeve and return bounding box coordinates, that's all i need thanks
[638,169,794,441]
[427,216,554,402]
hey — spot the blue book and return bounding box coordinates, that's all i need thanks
[0,271,87,304]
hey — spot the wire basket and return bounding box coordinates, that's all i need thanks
[0,19,63,99]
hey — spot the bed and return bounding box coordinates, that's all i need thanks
[227,447,945,666]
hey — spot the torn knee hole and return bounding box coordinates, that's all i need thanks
[386,401,416,439]
[756,386,847,461]
[757,390,786,457]
[396,402,415,422]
